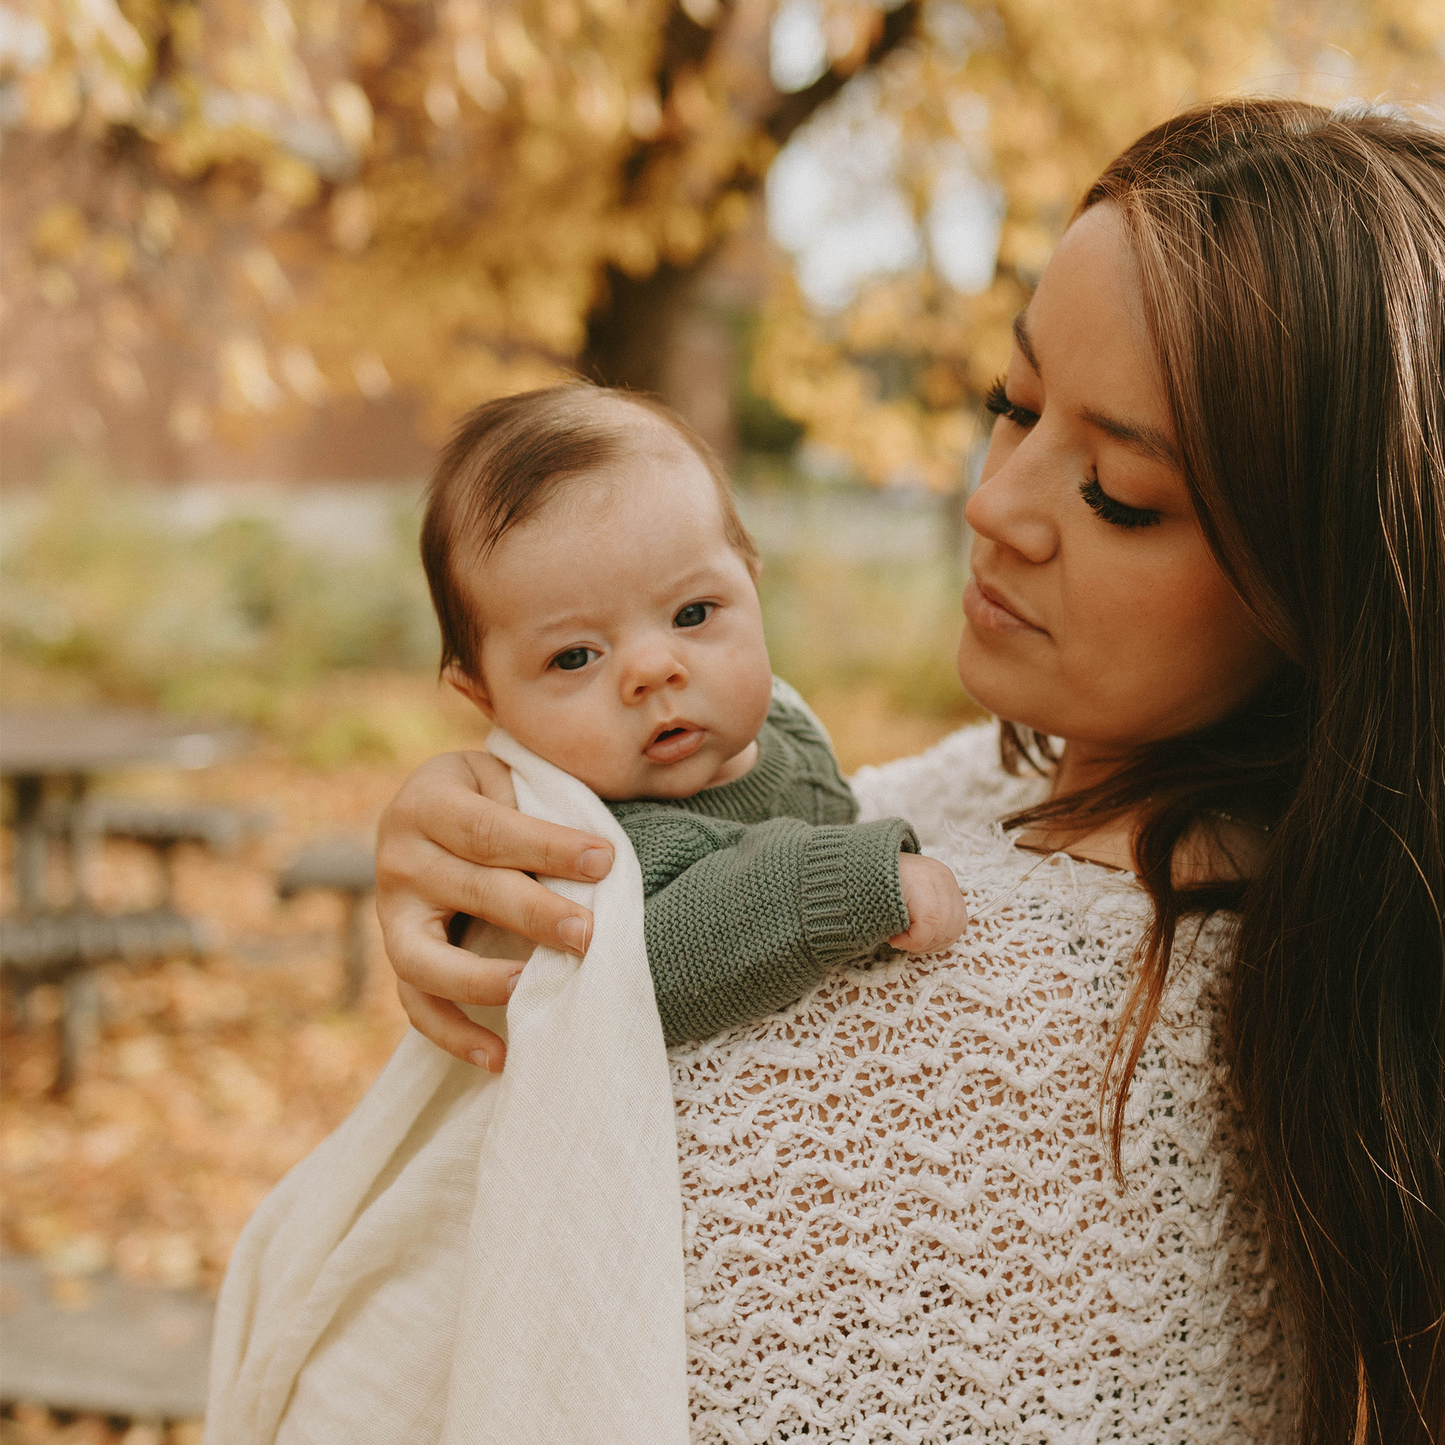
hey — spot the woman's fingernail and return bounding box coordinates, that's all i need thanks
[577,847,612,880]
[557,916,588,955]
[506,968,524,996]
[468,1048,495,1071]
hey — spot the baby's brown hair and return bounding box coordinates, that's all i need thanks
[421,383,759,680]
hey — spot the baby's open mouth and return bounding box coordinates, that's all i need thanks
[644,723,705,764]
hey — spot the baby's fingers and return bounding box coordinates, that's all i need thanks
[889,915,963,951]
[890,854,969,952]
[937,882,970,944]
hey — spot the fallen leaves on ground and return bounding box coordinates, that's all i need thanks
[1,744,421,1297]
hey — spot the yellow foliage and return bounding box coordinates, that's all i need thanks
[753,0,1444,485]
[4,0,1441,481]
[30,202,87,261]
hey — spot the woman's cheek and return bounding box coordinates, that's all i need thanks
[1101,551,1270,738]
[1055,549,1177,714]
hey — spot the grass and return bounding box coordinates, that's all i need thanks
[1,475,436,725]
[1,474,982,773]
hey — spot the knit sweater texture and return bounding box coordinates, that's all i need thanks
[670,720,1296,1443]
[607,681,918,1046]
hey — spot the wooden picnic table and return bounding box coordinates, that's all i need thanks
[0,708,246,913]
[0,709,249,1087]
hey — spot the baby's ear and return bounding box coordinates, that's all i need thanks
[444,664,494,719]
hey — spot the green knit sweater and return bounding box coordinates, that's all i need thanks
[607,681,918,1046]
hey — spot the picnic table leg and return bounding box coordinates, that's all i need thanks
[154,839,180,910]
[10,774,48,914]
[58,966,100,1092]
[65,772,93,908]
[339,891,369,1009]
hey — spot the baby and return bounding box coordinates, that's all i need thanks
[422,382,968,1044]
[206,388,967,1442]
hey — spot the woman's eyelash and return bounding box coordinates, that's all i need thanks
[1079,476,1161,529]
[985,374,1159,530]
[984,375,1039,428]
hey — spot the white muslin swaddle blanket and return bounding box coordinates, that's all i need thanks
[203,729,689,1445]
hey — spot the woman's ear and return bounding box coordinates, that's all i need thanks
[444,664,495,720]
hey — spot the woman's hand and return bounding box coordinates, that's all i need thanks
[374,750,615,1071]
[890,853,969,953]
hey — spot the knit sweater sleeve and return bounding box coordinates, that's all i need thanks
[617,808,920,1046]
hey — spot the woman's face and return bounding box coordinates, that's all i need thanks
[959,202,1278,755]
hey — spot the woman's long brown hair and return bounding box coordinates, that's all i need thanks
[1000,100,1444,1442]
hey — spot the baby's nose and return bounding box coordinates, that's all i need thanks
[622,646,687,700]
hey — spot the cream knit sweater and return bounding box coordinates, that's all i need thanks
[670,722,1297,1443]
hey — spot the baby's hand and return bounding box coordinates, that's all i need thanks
[890,853,969,953]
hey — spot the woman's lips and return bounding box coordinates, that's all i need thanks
[963,577,1047,635]
[644,724,706,764]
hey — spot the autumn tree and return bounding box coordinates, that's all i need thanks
[2,0,1440,486]
[1,0,915,468]
[751,0,1445,483]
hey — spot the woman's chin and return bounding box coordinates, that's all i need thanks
[956,635,1032,724]
[956,643,1081,742]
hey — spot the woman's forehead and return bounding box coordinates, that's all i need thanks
[1022,205,1173,432]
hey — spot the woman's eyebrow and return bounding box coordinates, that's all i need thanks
[1013,308,1181,467]
[1012,312,1041,373]
[1079,406,1182,468]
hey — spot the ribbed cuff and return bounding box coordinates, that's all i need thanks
[799,817,918,964]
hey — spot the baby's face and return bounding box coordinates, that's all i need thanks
[453,426,773,801]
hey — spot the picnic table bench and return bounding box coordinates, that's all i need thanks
[277,839,377,1007]
[1,709,252,1086]
[81,798,268,904]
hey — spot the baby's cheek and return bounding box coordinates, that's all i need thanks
[555,723,635,794]
[730,648,775,733]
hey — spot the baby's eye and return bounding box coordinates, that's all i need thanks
[551,647,598,672]
[674,602,713,628]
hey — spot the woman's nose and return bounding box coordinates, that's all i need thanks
[619,643,687,702]
[965,442,1058,564]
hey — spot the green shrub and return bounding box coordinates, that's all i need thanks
[0,479,439,742]
[1,474,975,765]
[757,554,973,721]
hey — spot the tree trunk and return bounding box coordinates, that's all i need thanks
[583,263,699,399]
[579,0,921,453]
[583,261,739,456]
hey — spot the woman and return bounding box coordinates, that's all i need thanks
[373,101,1443,1443]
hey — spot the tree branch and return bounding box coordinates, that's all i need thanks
[765,1,920,147]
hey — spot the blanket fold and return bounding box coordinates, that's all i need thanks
[204,728,689,1445]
